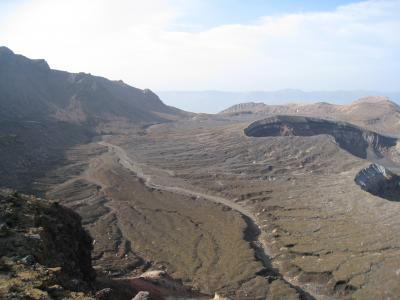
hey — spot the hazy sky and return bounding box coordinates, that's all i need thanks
[0,0,399,92]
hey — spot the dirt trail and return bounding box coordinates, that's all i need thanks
[98,141,256,219]
[98,141,320,300]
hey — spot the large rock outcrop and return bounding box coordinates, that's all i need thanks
[355,164,400,201]
[0,189,95,299]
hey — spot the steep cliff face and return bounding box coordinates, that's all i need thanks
[244,115,398,159]
[0,189,95,299]
[355,164,400,202]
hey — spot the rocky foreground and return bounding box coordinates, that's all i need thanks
[0,190,191,300]
[0,189,95,299]
[0,189,241,300]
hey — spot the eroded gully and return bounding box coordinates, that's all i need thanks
[98,140,319,300]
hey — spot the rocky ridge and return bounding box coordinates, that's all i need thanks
[0,46,187,125]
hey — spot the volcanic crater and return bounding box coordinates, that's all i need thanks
[245,115,400,203]
[244,115,398,160]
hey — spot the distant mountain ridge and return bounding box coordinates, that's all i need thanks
[157,90,400,113]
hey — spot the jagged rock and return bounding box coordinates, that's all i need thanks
[132,291,150,300]
[213,293,230,300]
[95,288,113,300]
[0,223,9,236]
[355,163,400,201]
[28,233,42,240]
[0,189,96,299]
[21,255,36,265]
[127,269,208,299]
[139,270,167,279]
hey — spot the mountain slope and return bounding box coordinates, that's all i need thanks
[0,47,188,192]
[0,46,187,124]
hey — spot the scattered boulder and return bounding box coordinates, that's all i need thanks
[355,163,400,201]
[213,293,230,300]
[132,291,150,300]
[21,255,36,265]
[95,288,113,300]
[0,222,9,236]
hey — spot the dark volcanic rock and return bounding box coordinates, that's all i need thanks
[355,164,400,201]
[0,189,95,299]
[95,288,113,299]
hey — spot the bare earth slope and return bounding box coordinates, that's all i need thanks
[88,116,400,299]
[43,139,306,299]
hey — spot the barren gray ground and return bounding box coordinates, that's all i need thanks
[107,117,400,299]
[42,134,303,299]
[40,115,400,299]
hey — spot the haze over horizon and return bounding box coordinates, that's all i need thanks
[1,0,399,112]
[156,89,400,113]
